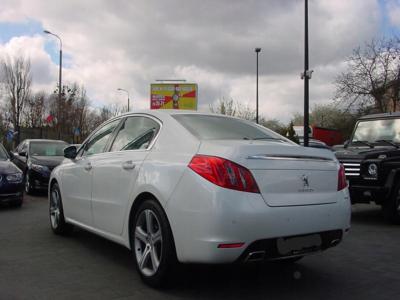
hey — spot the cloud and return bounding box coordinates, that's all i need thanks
[0,35,58,91]
[387,0,400,27]
[0,0,382,122]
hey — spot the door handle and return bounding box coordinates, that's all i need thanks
[84,162,92,171]
[122,161,135,170]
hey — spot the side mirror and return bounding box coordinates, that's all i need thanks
[64,146,77,159]
[18,151,26,157]
[344,140,350,148]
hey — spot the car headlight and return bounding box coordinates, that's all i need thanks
[6,173,23,183]
[31,164,49,173]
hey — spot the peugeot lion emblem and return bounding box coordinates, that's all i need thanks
[301,175,309,188]
[299,174,313,192]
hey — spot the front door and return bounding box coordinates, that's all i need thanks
[61,119,121,226]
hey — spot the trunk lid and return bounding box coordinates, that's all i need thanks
[198,140,339,207]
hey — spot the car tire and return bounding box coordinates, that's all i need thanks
[382,182,400,224]
[49,182,73,235]
[24,172,34,195]
[131,198,178,288]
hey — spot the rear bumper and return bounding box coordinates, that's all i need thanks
[237,229,343,262]
[167,169,351,264]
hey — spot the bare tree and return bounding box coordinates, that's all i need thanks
[0,56,32,144]
[335,37,400,113]
[23,92,47,128]
[209,97,255,121]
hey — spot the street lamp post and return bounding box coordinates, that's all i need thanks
[255,48,261,124]
[43,30,62,138]
[303,0,310,147]
[117,88,130,111]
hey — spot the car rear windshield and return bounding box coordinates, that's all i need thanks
[172,114,279,140]
[29,142,68,156]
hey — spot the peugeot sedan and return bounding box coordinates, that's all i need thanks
[49,110,351,287]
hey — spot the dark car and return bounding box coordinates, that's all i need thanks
[11,139,68,194]
[0,143,23,207]
[335,112,400,223]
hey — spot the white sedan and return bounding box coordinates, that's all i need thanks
[49,110,351,287]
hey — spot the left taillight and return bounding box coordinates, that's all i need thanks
[338,164,347,191]
[188,155,260,193]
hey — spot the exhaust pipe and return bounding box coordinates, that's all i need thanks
[330,239,341,246]
[245,251,266,262]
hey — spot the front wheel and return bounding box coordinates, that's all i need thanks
[131,199,177,288]
[24,173,34,194]
[383,183,400,224]
[49,182,73,235]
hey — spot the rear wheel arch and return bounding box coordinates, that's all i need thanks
[128,192,176,252]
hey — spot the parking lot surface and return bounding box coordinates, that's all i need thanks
[1,193,399,300]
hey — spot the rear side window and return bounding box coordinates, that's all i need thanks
[110,116,160,151]
[172,114,278,140]
[82,119,120,156]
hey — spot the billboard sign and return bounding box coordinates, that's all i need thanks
[150,83,197,110]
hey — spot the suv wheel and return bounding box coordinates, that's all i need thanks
[383,182,400,224]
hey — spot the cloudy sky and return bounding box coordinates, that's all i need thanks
[1,0,400,122]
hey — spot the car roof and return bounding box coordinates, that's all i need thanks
[359,112,400,120]
[120,109,220,117]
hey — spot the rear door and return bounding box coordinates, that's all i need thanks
[91,115,161,235]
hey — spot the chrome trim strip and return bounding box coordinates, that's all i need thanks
[345,173,360,176]
[247,154,333,162]
[343,163,360,167]
[345,168,360,171]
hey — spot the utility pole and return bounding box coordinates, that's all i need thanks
[303,0,310,147]
[44,30,62,139]
[255,48,261,124]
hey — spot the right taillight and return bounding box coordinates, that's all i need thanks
[188,155,260,193]
[338,164,347,191]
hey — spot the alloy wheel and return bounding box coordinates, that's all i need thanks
[134,209,163,277]
[50,188,61,229]
[25,174,30,193]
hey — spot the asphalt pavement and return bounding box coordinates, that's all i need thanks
[0,193,399,300]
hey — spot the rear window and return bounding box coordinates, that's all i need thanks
[172,114,280,140]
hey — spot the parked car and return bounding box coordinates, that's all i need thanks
[11,139,69,194]
[0,143,23,207]
[335,112,400,223]
[299,137,332,150]
[294,125,343,146]
[49,110,351,287]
